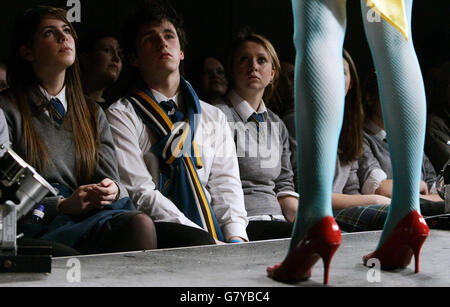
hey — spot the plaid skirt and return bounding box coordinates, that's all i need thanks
[333,204,389,232]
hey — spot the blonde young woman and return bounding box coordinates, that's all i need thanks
[217,32,298,241]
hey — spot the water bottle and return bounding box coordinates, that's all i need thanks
[31,204,45,223]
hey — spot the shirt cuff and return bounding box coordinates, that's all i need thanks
[361,168,387,194]
[276,191,299,199]
[222,222,249,242]
[41,195,64,206]
[248,215,286,222]
[430,181,437,194]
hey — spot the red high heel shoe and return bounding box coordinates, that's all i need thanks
[267,216,341,285]
[363,210,429,272]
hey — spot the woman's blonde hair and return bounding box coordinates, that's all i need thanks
[228,31,281,101]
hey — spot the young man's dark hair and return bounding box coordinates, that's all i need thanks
[121,0,187,60]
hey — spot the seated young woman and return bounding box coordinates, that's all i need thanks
[0,6,157,255]
[79,31,123,110]
[358,69,445,215]
[330,50,392,232]
[188,55,228,105]
[216,32,298,241]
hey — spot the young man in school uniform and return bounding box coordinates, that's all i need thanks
[106,1,248,248]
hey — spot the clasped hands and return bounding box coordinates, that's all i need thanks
[57,178,118,216]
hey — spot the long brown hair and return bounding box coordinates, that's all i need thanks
[7,6,99,183]
[338,49,364,164]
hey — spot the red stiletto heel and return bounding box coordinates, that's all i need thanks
[363,210,429,272]
[267,216,341,285]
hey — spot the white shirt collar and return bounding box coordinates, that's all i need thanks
[39,85,68,112]
[151,89,181,108]
[365,119,387,141]
[227,90,267,122]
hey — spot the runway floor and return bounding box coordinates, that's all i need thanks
[1,229,449,287]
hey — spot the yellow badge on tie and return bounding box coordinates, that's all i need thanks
[366,0,409,40]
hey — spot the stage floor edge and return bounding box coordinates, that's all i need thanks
[0,229,449,287]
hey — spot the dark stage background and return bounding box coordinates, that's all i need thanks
[1,0,449,96]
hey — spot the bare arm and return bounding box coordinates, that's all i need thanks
[278,195,298,223]
[375,179,429,197]
[332,193,391,210]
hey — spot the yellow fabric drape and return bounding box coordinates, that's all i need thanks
[366,0,409,40]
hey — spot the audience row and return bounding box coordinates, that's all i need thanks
[0,1,448,256]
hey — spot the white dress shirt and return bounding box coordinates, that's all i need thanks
[39,85,68,115]
[106,89,249,241]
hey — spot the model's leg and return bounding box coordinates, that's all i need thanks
[361,0,429,270]
[290,0,346,249]
[267,0,345,284]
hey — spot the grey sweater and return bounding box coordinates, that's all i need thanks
[358,120,437,190]
[216,96,297,218]
[0,91,127,207]
[425,110,450,172]
[333,158,360,194]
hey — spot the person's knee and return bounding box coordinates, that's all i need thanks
[189,228,216,246]
[130,213,155,229]
[129,213,157,249]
